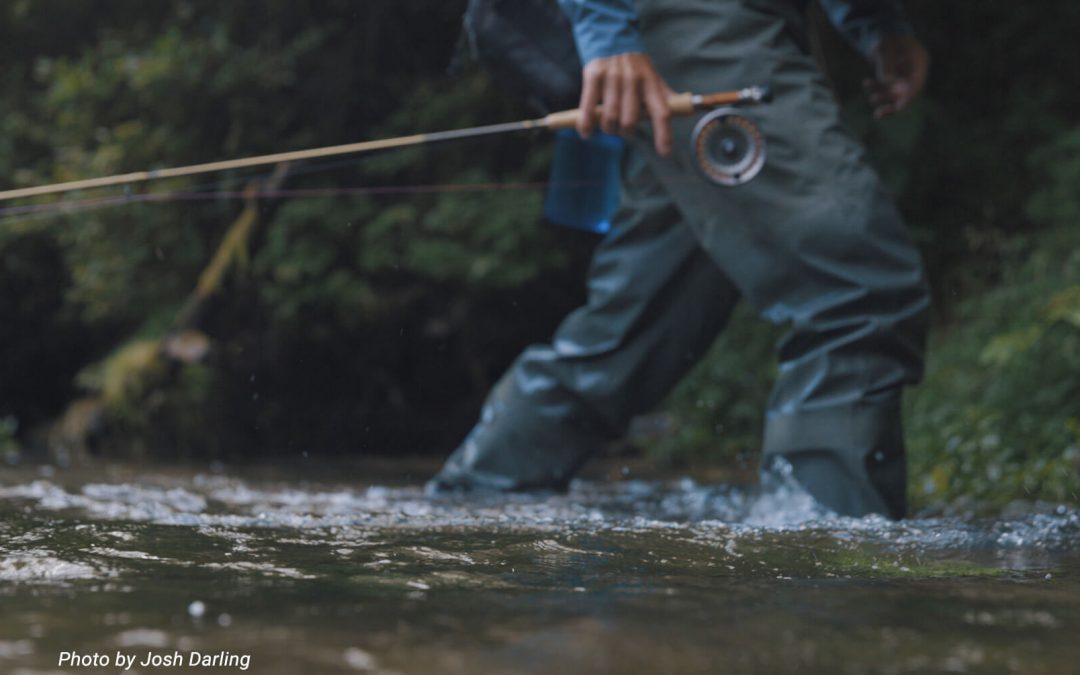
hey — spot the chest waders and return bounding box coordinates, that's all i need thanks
[429,0,929,519]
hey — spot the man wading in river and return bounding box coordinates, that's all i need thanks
[429,0,931,519]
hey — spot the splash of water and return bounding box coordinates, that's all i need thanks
[1,469,1077,554]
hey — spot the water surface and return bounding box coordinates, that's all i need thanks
[2,462,1078,674]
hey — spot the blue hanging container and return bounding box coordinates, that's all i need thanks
[544,129,624,235]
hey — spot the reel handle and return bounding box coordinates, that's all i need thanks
[542,86,771,130]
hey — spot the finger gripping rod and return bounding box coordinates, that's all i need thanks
[541,85,772,129]
[0,86,771,203]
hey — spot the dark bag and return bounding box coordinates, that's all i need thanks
[462,0,583,114]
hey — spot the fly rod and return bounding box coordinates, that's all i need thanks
[0,86,771,203]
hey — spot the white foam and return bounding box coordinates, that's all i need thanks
[1,474,1077,556]
[0,549,108,582]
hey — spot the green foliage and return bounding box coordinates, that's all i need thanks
[651,306,779,467]
[0,0,1077,509]
[0,416,19,465]
[905,122,1080,508]
[244,69,571,348]
[254,198,380,329]
[907,231,1080,508]
[0,1,595,455]
[1027,129,1080,231]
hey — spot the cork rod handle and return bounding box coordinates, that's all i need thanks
[540,86,775,130]
[543,92,697,130]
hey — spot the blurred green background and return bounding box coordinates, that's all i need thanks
[1,1,1077,511]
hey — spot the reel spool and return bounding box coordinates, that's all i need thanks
[691,108,766,186]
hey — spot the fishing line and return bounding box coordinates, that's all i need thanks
[0,146,429,222]
[0,146,545,224]
[0,180,579,227]
[0,134,551,227]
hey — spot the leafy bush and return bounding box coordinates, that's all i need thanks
[906,123,1080,508]
[650,306,779,468]
[1,1,1078,504]
[0,2,595,457]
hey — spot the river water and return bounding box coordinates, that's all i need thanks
[1,461,1079,674]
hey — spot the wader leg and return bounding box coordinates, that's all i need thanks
[633,0,930,518]
[428,150,740,492]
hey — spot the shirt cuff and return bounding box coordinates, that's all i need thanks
[847,16,915,56]
[559,0,646,64]
[820,0,915,58]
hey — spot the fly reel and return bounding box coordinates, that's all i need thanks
[691,108,766,186]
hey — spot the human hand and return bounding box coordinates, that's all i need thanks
[864,33,930,119]
[578,52,675,156]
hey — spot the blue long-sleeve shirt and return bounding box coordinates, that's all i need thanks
[557,0,914,64]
